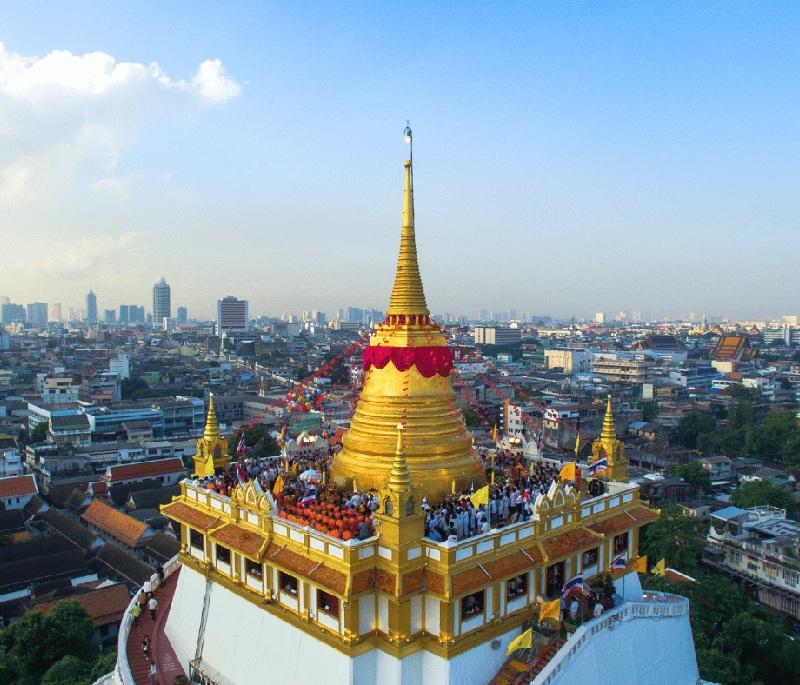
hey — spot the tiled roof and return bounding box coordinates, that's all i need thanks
[541,528,601,561]
[162,501,221,531]
[402,569,425,595]
[81,499,149,548]
[265,543,346,594]
[144,531,180,564]
[452,566,491,596]
[588,507,659,536]
[0,474,38,499]
[0,549,88,592]
[106,457,185,482]
[34,583,131,627]
[211,523,265,559]
[37,507,101,551]
[92,544,154,588]
[50,414,91,430]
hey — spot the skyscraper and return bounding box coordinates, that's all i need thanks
[26,302,48,326]
[86,291,98,323]
[216,296,248,334]
[177,306,188,323]
[49,303,62,322]
[153,277,171,325]
[104,309,116,323]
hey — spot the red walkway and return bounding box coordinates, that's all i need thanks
[125,569,186,685]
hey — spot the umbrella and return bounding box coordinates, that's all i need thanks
[298,469,321,482]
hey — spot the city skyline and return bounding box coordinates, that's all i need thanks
[1,3,799,319]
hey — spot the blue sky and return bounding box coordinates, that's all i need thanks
[1,2,798,320]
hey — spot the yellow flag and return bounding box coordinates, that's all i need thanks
[492,424,498,443]
[651,558,666,576]
[559,461,576,482]
[272,473,283,496]
[538,598,561,624]
[631,555,648,573]
[291,461,299,478]
[574,433,581,456]
[470,484,489,509]
[506,627,532,655]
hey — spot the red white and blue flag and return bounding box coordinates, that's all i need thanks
[561,573,584,599]
[588,458,607,477]
[236,433,248,457]
[236,459,248,487]
[299,490,317,507]
[610,554,627,571]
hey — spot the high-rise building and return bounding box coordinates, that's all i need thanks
[1,303,25,324]
[119,305,129,324]
[177,306,188,323]
[49,303,62,322]
[0,296,9,306]
[153,277,171,325]
[104,309,116,323]
[216,296,248,334]
[86,290,98,323]
[133,305,145,323]
[26,302,48,326]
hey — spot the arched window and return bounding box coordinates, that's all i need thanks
[383,497,393,516]
[405,496,415,517]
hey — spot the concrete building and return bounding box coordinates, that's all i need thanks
[217,296,249,334]
[591,353,654,384]
[153,277,171,326]
[26,302,48,326]
[86,290,98,324]
[544,347,591,374]
[0,474,38,510]
[473,326,522,345]
[705,506,800,620]
[49,302,62,322]
[1,303,25,324]
[104,309,116,323]
[41,374,82,404]
[177,306,188,323]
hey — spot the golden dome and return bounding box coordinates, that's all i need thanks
[330,158,485,501]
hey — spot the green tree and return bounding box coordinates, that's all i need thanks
[228,424,279,459]
[732,480,795,517]
[639,504,704,573]
[30,421,49,444]
[641,401,658,422]
[89,651,117,681]
[41,655,91,685]
[43,601,96,666]
[695,648,742,685]
[669,461,712,492]
[676,411,715,449]
[121,377,149,399]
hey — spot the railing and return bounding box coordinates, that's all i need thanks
[532,593,690,685]
[112,555,182,685]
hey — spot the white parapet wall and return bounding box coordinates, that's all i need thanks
[166,563,521,685]
[534,592,701,685]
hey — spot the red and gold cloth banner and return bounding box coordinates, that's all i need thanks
[362,345,454,378]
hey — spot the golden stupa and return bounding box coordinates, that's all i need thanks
[330,155,485,501]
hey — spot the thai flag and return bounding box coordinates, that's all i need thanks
[236,433,247,456]
[610,554,627,571]
[236,460,248,487]
[561,573,584,599]
[589,458,607,477]
[299,490,317,507]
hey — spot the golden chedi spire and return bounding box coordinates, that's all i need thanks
[330,146,485,502]
[388,424,412,493]
[591,394,628,481]
[194,393,228,478]
[600,394,616,445]
[387,160,429,318]
[204,393,220,440]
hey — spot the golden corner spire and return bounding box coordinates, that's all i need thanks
[601,394,616,443]
[387,131,430,318]
[204,392,220,440]
[388,423,411,492]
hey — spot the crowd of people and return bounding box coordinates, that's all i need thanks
[423,460,561,542]
[188,435,562,545]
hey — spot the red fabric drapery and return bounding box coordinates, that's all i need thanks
[362,345,453,378]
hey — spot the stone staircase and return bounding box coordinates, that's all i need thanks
[125,571,186,685]
[489,636,564,685]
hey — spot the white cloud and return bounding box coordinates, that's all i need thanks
[0,42,241,103]
[0,41,241,208]
[192,59,242,104]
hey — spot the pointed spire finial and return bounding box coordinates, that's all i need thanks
[387,127,429,318]
[204,392,220,440]
[388,423,411,492]
[601,394,616,443]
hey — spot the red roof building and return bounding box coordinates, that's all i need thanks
[0,474,39,510]
[104,457,186,486]
[81,499,153,549]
